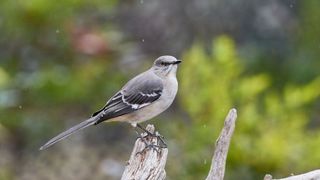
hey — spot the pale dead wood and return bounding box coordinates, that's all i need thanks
[264,170,320,180]
[122,109,238,180]
[205,108,238,180]
[121,124,168,180]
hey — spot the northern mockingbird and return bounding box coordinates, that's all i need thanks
[40,55,181,150]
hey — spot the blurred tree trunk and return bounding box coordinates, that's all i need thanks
[206,109,237,180]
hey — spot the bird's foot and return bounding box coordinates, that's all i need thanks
[141,131,167,149]
[136,142,162,155]
[135,124,167,155]
[135,124,167,148]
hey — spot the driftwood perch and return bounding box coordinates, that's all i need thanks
[121,124,168,180]
[206,108,238,180]
[264,170,320,180]
[121,109,238,180]
[122,110,320,180]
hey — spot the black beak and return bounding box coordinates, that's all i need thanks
[173,60,182,64]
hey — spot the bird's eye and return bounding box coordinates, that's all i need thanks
[160,62,169,66]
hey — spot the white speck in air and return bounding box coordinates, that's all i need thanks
[56,29,60,34]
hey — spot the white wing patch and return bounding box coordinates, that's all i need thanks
[121,94,152,110]
[139,92,159,97]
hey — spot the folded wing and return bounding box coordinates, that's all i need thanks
[93,74,163,124]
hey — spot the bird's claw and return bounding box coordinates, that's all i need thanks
[136,143,161,155]
[135,132,167,155]
[134,124,167,155]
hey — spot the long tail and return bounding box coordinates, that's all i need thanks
[39,116,98,150]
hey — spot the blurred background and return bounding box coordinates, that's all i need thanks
[0,0,320,179]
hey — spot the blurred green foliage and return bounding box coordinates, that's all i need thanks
[0,0,320,180]
[178,35,320,179]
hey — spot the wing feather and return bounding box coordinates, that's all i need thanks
[92,72,163,125]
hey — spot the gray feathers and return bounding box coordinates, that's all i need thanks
[93,70,163,124]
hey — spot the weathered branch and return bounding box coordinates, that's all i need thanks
[264,170,320,180]
[206,108,238,180]
[122,109,238,180]
[121,124,168,180]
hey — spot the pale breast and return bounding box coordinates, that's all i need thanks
[130,75,178,125]
[161,75,178,107]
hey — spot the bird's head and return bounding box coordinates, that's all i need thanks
[151,55,181,78]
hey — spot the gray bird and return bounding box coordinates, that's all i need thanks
[39,55,181,150]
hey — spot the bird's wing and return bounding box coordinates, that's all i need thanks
[93,71,163,124]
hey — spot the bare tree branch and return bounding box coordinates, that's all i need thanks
[264,170,320,180]
[206,108,238,180]
[121,124,168,180]
[122,109,239,180]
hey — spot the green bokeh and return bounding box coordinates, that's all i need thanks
[0,0,320,179]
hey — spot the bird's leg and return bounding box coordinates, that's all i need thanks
[136,124,167,149]
[154,131,167,148]
[136,124,153,137]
